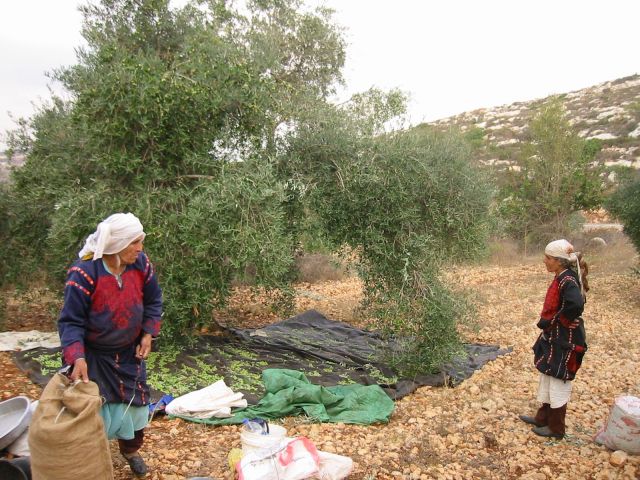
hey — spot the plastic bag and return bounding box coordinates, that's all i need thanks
[237,436,319,480]
[594,395,640,454]
[317,451,353,480]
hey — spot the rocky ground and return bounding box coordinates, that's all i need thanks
[1,240,640,479]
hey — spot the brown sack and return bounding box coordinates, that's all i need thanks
[29,373,114,480]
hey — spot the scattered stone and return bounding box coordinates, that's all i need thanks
[609,450,628,467]
[587,237,607,249]
[481,399,497,411]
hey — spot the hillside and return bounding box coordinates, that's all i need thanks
[425,74,640,177]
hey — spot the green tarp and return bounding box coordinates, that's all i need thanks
[172,368,395,425]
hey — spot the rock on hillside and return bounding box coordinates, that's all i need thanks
[426,74,640,176]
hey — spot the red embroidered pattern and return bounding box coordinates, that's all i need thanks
[63,341,85,365]
[91,271,144,330]
[66,280,91,296]
[68,266,95,286]
[143,318,161,336]
[144,259,156,285]
[540,278,560,321]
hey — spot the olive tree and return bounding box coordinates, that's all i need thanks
[498,99,603,248]
[1,0,344,337]
[2,0,493,375]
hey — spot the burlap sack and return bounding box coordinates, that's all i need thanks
[28,373,114,480]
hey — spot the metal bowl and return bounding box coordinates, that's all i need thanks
[0,396,32,451]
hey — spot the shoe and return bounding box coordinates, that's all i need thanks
[532,425,564,439]
[123,453,149,477]
[519,415,545,427]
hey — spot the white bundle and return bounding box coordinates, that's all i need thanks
[165,380,247,419]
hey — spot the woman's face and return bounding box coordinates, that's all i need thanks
[543,254,562,274]
[118,236,144,265]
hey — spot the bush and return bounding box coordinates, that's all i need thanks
[606,177,640,254]
[498,99,603,248]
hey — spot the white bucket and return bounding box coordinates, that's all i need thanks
[240,424,287,455]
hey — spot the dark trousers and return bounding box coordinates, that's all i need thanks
[118,429,144,455]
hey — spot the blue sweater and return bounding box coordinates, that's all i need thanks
[58,252,163,366]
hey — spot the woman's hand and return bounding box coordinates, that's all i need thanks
[71,358,90,383]
[136,333,153,360]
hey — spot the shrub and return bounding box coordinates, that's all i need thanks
[498,98,603,248]
[606,176,640,254]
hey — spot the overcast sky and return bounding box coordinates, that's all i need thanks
[1,0,639,146]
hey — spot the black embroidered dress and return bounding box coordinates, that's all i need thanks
[533,269,587,381]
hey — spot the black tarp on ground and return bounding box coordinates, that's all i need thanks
[13,309,511,404]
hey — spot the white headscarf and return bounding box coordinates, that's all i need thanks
[544,239,585,299]
[544,239,576,261]
[78,213,145,260]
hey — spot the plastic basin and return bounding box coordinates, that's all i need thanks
[0,396,32,451]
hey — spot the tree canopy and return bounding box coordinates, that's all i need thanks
[1,0,491,375]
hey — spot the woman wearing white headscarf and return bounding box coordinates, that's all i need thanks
[519,239,589,439]
[58,213,163,477]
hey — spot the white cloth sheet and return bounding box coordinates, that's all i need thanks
[165,379,247,419]
[0,330,60,351]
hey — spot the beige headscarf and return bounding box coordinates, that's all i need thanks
[545,239,585,299]
[78,213,145,260]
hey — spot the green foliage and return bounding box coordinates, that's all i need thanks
[146,346,225,397]
[370,274,470,374]
[32,351,64,376]
[1,0,340,336]
[606,174,640,254]
[282,101,492,375]
[498,98,604,247]
[464,126,486,150]
[1,0,492,377]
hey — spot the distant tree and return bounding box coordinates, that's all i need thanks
[498,99,603,249]
[606,174,640,255]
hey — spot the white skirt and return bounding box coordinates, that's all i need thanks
[537,372,572,408]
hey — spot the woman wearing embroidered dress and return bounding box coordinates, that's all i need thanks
[58,213,162,477]
[519,239,588,439]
